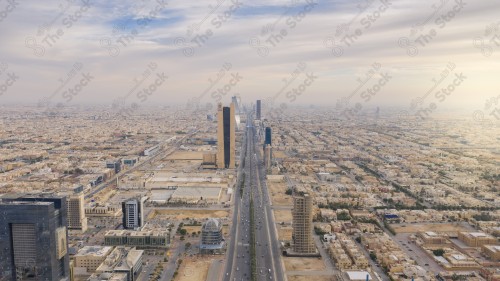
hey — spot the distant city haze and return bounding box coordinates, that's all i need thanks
[0,0,498,111]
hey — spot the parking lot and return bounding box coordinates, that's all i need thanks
[392,233,443,274]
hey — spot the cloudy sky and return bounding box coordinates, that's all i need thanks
[0,0,499,114]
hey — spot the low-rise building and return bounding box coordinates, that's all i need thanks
[417,231,448,245]
[88,272,129,281]
[170,186,222,204]
[200,218,225,254]
[85,203,122,217]
[458,231,497,247]
[95,247,143,281]
[74,246,114,275]
[482,245,500,261]
[104,227,170,248]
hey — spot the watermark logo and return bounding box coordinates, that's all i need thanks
[101,0,168,57]
[0,0,19,24]
[399,62,467,120]
[38,62,85,110]
[473,21,500,57]
[0,73,19,97]
[61,72,93,102]
[324,0,392,57]
[0,61,19,98]
[174,0,243,57]
[25,0,92,57]
[185,62,233,111]
[264,62,314,119]
[285,73,317,102]
[210,73,243,102]
[336,63,393,119]
[398,0,466,57]
[112,62,169,117]
[472,94,500,122]
[249,0,317,57]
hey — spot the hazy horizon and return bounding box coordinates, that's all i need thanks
[0,0,499,117]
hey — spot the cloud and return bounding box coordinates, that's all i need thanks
[0,0,498,113]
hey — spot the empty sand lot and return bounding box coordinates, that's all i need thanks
[150,209,229,220]
[392,223,471,234]
[175,257,212,281]
[274,209,293,224]
[288,276,336,281]
[268,181,293,206]
[166,151,204,160]
[284,257,325,271]
[277,226,293,241]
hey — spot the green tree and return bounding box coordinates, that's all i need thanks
[337,211,351,221]
[433,249,445,256]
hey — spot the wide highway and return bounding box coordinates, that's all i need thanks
[224,113,284,281]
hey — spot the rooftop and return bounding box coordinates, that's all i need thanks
[75,246,113,257]
[346,271,372,280]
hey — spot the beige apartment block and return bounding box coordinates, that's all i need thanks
[458,231,497,247]
[417,231,448,245]
[292,193,315,254]
[67,193,88,232]
[482,245,500,261]
[74,246,114,274]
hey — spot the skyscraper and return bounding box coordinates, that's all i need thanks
[231,95,241,114]
[216,103,235,169]
[231,96,242,131]
[67,192,88,232]
[292,193,315,254]
[256,99,261,120]
[122,197,145,229]
[265,127,272,145]
[0,195,70,281]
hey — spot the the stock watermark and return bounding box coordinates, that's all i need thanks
[249,0,317,57]
[0,0,19,24]
[324,0,392,57]
[472,94,500,121]
[101,0,168,57]
[112,62,168,116]
[38,62,92,114]
[210,73,243,102]
[398,0,466,57]
[0,62,20,97]
[174,0,243,57]
[399,62,467,120]
[25,0,92,57]
[185,62,234,111]
[264,62,314,119]
[473,21,500,57]
[337,62,393,119]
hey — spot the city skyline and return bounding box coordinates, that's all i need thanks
[0,1,499,281]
